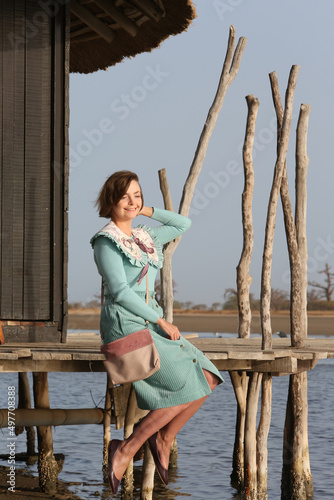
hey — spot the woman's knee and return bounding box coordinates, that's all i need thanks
[203,369,219,391]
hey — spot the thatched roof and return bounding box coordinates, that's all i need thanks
[70,0,196,74]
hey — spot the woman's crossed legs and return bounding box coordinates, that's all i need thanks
[111,369,219,481]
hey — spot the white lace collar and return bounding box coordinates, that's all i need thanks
[96,220,159,265]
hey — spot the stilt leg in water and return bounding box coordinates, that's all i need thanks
[33,373,58,493]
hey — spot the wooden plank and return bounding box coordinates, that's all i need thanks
[71,0,115,42]
[252,357,298,373]
[2,325,60,343]
[12,0,26,319]
[0,359,106,373]
[1,1,15,317]
[23,0,51,320]
[0,0,3,320]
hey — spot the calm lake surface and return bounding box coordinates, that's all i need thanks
[1,333,334,499]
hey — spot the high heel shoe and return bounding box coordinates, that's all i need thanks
[147,432,169,485]
[108,439,123,494]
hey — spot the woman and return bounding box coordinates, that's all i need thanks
[90,171,224,494]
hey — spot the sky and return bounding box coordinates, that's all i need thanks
[68,0,334,308]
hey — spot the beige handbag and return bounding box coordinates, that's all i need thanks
[100,274,160,385]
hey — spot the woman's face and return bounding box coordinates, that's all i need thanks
[112,180,142,223]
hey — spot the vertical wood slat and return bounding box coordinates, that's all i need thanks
[0,0,3,317]
[12,0,26,318]
[1,0,15,317]
[24,0,51,319]
[52,3,70,340]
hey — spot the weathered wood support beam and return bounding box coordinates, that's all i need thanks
[230,371,248,490]
[0,407,105,427]
[244,372,262,499]
[33,372,58,493]
[16,372,36,456]
[256,373,272,499]
[261,65,300,351]
[102,375,113,481]
[237,94,258,338]
[71,0,115,43]
[95,0,139,37]
[128,0,165,22]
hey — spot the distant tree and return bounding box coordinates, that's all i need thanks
[307,289,322,301]
[68,302,84,309]
[309,263,334,301]
[270,288,289,311]
[85,292,101,308]
[211,302,223,310]
[192,304,208,311]
[223,288,238,310]
[183,301,193,310]
[173,300,184,309]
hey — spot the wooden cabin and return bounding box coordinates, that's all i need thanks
[0,0,196,343]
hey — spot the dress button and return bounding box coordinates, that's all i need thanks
[180,344,184,348]
[155,304,159,308]
[193,359,196,363]
[150,295,154,299]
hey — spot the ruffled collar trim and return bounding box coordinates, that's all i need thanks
[90,221,163,268]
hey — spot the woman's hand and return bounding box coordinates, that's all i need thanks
[156,317,181,341]
[138,206,153,217]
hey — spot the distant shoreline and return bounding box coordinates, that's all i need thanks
[68,309,334,336]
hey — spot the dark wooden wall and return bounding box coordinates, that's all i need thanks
[0,0,69,342]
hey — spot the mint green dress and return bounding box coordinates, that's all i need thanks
[90,208,223,410]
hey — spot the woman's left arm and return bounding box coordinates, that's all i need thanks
[140,207,191,245]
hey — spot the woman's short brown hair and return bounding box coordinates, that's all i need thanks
[96,170,143,218]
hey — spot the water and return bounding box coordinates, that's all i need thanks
[1,334,334,499]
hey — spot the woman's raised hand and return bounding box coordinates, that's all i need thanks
[138,206,154,217]
[156,317,181,341]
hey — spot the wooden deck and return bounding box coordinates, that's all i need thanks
[1,334,333,376]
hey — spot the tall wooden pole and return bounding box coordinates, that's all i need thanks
[261,65,300,351]
[159,26,247,322]
[237,94,258,338]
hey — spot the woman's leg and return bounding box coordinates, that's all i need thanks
[157,369,220,467]
[112,370,219,478]
[112,399,198,479]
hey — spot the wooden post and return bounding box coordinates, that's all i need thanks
[32,372,58,493]
[16,372,36,457]
[123,386,137,498]
[159,25,247,322]
[256,373,272,499]
[269,72,312,499]
[237,94,258,338]
[102,375,113,481]
[141,442,156,500]
[296,104,313,498]
[230,371,248,490]
[261,65,300,351]
[295,104,311,340]
[244,372,262,499]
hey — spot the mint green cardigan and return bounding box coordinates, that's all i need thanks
[90,208,223,410]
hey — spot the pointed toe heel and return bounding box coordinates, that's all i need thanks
[148,432,169,485]
[108,439,123,494]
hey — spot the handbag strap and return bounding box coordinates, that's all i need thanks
[146,273,149,306]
